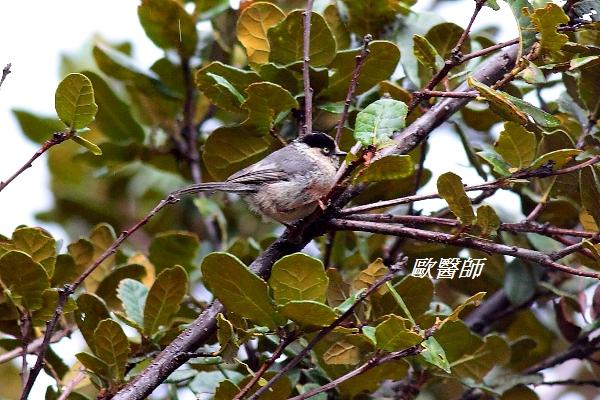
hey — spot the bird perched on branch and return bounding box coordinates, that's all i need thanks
[175,132,347,223]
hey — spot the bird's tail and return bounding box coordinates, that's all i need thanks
[172,182,255,197]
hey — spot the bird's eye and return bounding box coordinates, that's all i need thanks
[322,147,331,155]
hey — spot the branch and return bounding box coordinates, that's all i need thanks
[328,219,600,279]
[232,332,299,400]
[301,0,315,136]
[540,379,600,387]
[0,63,11,90]
[335,34,372,143]
[248,261,405,400]
[57,370,86,400]
[20,195,180,400]
[0,328,71,365]
[0,131,73,194]
[112,46,518,400]
[525,336,600,374]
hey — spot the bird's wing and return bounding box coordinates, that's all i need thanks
[226,167,288,185]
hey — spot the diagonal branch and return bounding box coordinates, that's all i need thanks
[0,63,11,91]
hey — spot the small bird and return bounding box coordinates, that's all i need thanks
[175,132,347,223]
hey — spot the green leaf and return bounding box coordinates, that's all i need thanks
[50,254,81,287]
[0,251,49,311]
[74,294,110,353]
[269,253,329,305]
[82,71,145,144]
[216,313,239,363]
[85,224,117,293]
[413,34,444,72]
[93,319,130,382]
[72,135,102,155]
[9,227,56,277]
[31,289,76,327]
[195,61,260,112]
[340,0,401,36]
[356,155,414,183]
[148,231,199,273]
[138,0,198,58]
[502,92,561,128]
[425,22,471,60]
[12,110,63,144]
[506,0,536,59]
[354,99,408,147]
[76,352,111,382]
[504,260,537,307]
[320,41,400,101]
[375,315,421,351]
[241,82,299,133]
[495,122,537,170]
[531,149,581,169]
[203,125,275,181]
[477,150,513,176]
[580,166,600,227]
[117,279,148,328]
[267,10,336,67]
[279,300,338,328]
[421,337,451,373]
[236,2,285,66]
[323,339,360,365]
[440,292,486,329]
[326,268,350,308]
[451,334,510,381]
[476,205,501,237]
[468,77,528,125]
[201,252,283,329]
[55,73,98,130]
[437,172,476,225]
[95,264,146,309]
[338,360,408,397]
[143,265,188,336]
[93,44,160,85]
[524,3,569,54]
[352,258,388,296]
[323,4,350,50]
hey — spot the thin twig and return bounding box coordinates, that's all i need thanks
[20,195,180,400]
[418,90,477,98]
[334,34,372,143]
[247,260,406,400]
[539,379,600,387]
[0,131,73,193]
[328,219,600,279]
[0,328,71,364]
[0,63,11,90]
[232,332,298,400]
[57,370,86,400]
[301,0,315,136]
[19,313,31,389]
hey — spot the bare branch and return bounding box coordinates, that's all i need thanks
[301,0,315,136]
[335,34,372,143]
[0,63,11,90]
[0,328,71,365]
[57,369,86,400]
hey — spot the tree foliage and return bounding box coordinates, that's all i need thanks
[2,0,600,399]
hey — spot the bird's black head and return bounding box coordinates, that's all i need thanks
[299,132,347,157]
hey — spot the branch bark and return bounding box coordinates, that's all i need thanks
[111,46,518,400]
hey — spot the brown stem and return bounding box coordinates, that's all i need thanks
[301,0,315,136]
[0,131,73,193]
[525,337,600,373]
[247,261,406,400]
[328,219,600,279]
[540,379,600,387]
[419,90,477,98]
[461,38,520,62]
[232,332,298,400]
[0,328,71,364]
[334,34,372,143]
[19,313,31,389]
[57,370,86,400]
[0,63,11,90]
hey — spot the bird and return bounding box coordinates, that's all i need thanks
[174,132,347,224]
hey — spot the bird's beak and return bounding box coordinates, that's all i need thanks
[335,150,347,157]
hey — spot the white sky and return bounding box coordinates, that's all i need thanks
[0,1,585,399]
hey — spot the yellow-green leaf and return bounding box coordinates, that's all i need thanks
[468,77,528,125]
[216,313,239,363]
[76,352,111,381]
[138,0,198,58]
[339,360,409,397]
[437,172,476,225]
[524,3,569,54]
[9,227,56,277]
[354,99,408,147]
[413,34,444,72]
[440,292,486,329]
[143,265,188,336]
[531,149,581,169]
[476,205,501,237]
[495,122,537,170]
[241,82,299,133]
[352,258,388,296]
[340,0,401,36]
[269,253,329,305]
[93,319,130,382]
[356,155,414,183]
[236,2,285,66]
[0,250,49,311]
[202,252,283,329]
[268,10,336,67]
[85,224,117,293]
[323,340,360,365]
[148,231,199,273]
[451,334,510,381]
[55,73,98,130]
[72,135,102,155]
[323,4,350,50]
[375,315,422,351]
[279,300,338,328]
